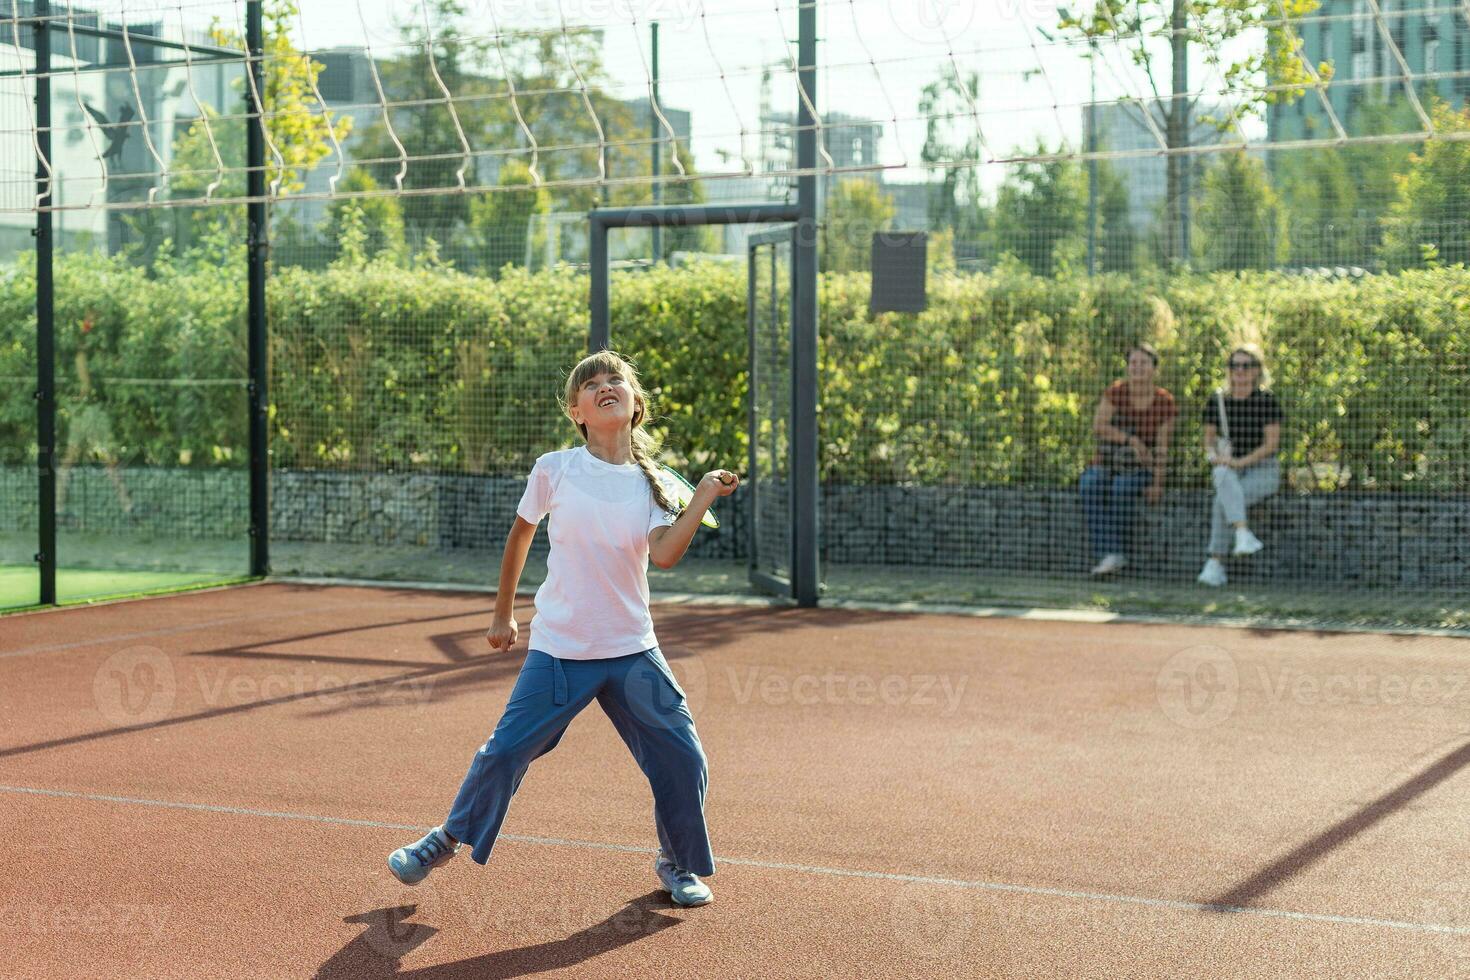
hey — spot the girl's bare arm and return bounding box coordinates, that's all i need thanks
[487,517,538,651]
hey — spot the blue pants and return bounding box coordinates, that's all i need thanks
[1079,465,1151,558]
[443,648,714,877]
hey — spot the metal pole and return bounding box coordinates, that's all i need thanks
[792,0,820,607]
[590,216,610,352]
[650,21,662,263]
[1171,0,1190,264]
[246,0,269,576]
[588,203,800,355]
[746,243,758,576]
[1086,41,1097,277]
[35,0,56,605]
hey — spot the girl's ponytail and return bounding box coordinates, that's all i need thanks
[630,426,679,516]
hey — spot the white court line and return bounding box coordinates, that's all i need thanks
[2,783,1466,938]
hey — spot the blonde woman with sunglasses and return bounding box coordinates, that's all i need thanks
[1198,343,1283,587]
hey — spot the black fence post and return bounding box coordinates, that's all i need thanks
[35,0,56,605]
[246,0,269,576]
[792,0,820,608]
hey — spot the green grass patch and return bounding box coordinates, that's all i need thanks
[0,566,257,612]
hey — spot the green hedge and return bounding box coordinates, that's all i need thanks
[1,252,1466,491]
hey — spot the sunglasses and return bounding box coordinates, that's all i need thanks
[1229,360,1259,370]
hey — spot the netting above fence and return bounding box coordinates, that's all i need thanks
[1,0,1468,216]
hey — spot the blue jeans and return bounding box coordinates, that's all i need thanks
[443,648,714,876]
[1079,465,1151,559]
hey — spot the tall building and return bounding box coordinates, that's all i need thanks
[1082,99,1233,233]
[1268,0,1470,141]
[0,4,232,256]
[756,108,883,194]
[292,47,384,229]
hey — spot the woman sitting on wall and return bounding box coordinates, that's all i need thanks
[1079,343,1177,576]
[1197,343,1283,587]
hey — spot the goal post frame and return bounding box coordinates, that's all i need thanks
[587,201,820,607]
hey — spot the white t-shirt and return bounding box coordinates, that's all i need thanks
[516,446,678,660]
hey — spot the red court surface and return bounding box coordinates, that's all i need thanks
[3,582,1470,978]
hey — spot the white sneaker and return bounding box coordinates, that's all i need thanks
[1090,554,1127,576]
[388,826,460,886]
[654,852,713,907]
[1232,527,1264,557]
[1197,558,1227,587]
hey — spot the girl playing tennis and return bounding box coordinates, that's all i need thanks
[388,350,738,907]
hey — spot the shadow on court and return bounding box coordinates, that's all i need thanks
[1206,738,1470,910]
[317,891,681,979]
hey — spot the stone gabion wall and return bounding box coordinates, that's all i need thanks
[1,465,249,537]
[5,467,1465,588]
[818,484,1470,587]
[0,466,747,561]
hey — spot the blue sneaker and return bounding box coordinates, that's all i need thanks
[388,826,460,886]
[654,851,713,907]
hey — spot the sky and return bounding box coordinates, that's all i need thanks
[17,0,1273,200]
[286,0,1268,189]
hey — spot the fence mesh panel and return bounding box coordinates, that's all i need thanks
[0,1,1465,627]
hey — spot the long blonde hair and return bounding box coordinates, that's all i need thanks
[562,350,679,515]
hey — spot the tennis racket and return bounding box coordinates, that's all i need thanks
[658,466,720,529]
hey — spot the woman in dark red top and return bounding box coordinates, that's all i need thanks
[1079,343,1177,575]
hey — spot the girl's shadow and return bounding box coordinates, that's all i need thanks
[317,890,684,979]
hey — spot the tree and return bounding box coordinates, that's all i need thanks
[656,145,718,260]
[1378,101,1470,269]
[468,160,551,272]
[1060,0,1326,267]
[323,169,408,265]
[1275,97,1421,267]
[1096,160,1139,272]
[170,0,350,200]
[1273,142,1356,267]
[822,179,895,273]
[918,66,985,244]
[1194,149,1288,270]
[990,149,1088,277]
[350,2,699,260]
[151,0,350,265]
